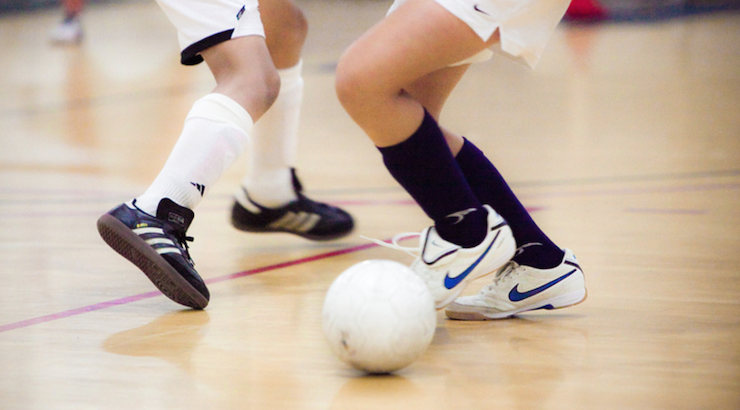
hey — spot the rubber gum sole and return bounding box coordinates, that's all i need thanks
[97,214,209,309]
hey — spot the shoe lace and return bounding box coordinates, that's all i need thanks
[484,261,519,291]
[485,242,538,290]
[361,233,421,258]
[173,231,195,264]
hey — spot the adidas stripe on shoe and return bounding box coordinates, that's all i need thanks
[97,199,209,309]
[231,168,353,241]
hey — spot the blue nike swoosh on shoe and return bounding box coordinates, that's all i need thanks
[443,231,499,290]
[508,269,577,302]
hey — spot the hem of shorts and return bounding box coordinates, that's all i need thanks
[497,32,538,69]
[180,29,235,66]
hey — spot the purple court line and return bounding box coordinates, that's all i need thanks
[1,203,544,220]
[2,182,739,219]
[1,199,419,219]
[331,199,417,206]
[6,181,739,210]
[518,182,740,199]
[625,208,707,215]
[0,242,379,334]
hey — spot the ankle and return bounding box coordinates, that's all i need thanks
[512,243,564,269]
[435,207,488,248]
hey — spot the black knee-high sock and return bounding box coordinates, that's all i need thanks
[377,111,487,248]
[455,137,564,268]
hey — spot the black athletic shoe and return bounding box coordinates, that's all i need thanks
[97,198,209,309]
[231,169,354,241]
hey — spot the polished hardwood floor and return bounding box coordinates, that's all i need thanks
[1,1,739,409]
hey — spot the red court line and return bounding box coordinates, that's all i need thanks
[205,242,379,284]
[0,242,379,334]
[0,206,547,333]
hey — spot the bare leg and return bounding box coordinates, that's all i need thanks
[404,64,471,155]
[335,0,499,147]
[260,0,308,69]
[228,0,355,239]
[202,35,280,122]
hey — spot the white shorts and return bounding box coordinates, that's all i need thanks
[388,0,570,68]
[156,0,265,65]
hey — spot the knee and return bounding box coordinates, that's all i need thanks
[335,53,371,115]
[203,37,282,118]
[227,66,281,119]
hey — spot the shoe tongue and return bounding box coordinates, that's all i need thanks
[156,198,195,232]
[420,227,459,265]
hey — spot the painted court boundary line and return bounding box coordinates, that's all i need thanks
[0,242,379,334]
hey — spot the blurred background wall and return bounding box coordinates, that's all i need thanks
[2,0,739,17]
[566,0,740,21]
[0,0,120,14]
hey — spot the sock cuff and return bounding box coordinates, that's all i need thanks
[186,93,254,135]
[455,136,484,166]
[277,60,304,92]
[457,136,473,157]
[377,110,444,162]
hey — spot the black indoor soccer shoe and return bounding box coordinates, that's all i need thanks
[97,198,210,309]
[231,168,354,241]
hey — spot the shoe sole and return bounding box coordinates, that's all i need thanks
[435,225,517,310]
[231,219,352,241]
[97,214,209,309]
[445,288,588,320]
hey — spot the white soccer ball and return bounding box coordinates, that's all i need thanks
[322,259,437,374]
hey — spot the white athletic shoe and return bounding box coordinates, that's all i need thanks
[445,248,587,320]
[49,19,83,45]
[366,205,515,310]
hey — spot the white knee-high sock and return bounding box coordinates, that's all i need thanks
[136,93,253,214]
[239,60,303,208]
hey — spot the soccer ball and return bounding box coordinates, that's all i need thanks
[322,259,437,374]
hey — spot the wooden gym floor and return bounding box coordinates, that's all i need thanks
[0,1,739,409]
